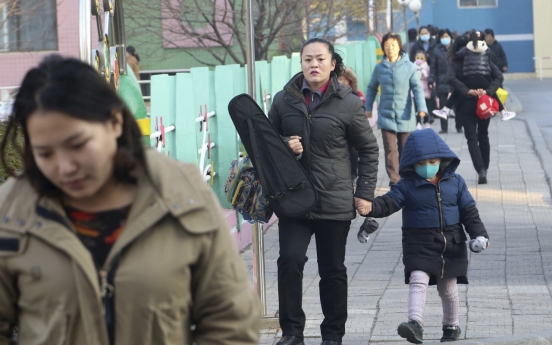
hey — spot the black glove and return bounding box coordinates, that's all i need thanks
[357,218,379,243]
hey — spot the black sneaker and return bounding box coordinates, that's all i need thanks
[276,335,305,345]
[478,169,487,184]
[397,319,423,344]
[441,325,461,342]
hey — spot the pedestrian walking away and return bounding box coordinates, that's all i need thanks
[0,55,260,345]
[365,32,428,186]
[429,28,462,134]
[447,31,505,184]
[268,37,379,345]
[362,128,490,344]
[437,31,515,123]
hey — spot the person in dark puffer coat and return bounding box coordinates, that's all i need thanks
[363,128,489,344]
[268,38,379,345]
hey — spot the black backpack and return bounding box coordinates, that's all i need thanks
[227,94,318,219]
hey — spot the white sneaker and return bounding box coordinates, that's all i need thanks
[416,122,422,130]
[424,123,431,129]
[433,108,449,119]
[501,110,516,121]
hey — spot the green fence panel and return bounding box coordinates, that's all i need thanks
[399,31,407,46]
[362,41,373,92]
[354,43,366,96]
[334,44,347,65]
[345,44,357,72]
[214,64,241,207]
[368,40,378,72]
[255,60,271,113]
[290,52,301,76]
[190,67,211,161]
[271,55,290,94]
[174,73,198,164]
[150,74,176,157]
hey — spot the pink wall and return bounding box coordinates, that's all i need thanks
[0,1,85,87]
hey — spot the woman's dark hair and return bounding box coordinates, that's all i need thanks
[447,34,470,60]
[414,50,428,60]
[428,25,439,37]
[380,32,403,57]
[418,26,430,35]
[0,55,145,198]
[126,45,140,62]
[484,28,495,38]
[438,29,453,43]
[300,38,344,77]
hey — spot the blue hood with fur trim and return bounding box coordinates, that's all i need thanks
[399,128,460,177]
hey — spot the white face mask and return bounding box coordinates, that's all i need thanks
[420,34,430,42]
[440,37,451,46]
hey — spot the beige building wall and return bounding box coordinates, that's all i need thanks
[533,0,552,78]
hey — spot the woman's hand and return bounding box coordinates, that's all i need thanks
[419,111,427,117]
[355,198,372,216]
[365,111,372,118]
[468,89,487,97]
[287,135,303,155]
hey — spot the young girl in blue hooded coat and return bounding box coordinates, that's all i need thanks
[363,128,489,343]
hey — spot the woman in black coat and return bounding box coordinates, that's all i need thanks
[409,26,437,64]
[267,38,379,345]
[446,32,504,184]
[429,28,461,134]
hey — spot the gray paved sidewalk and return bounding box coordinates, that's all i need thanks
[242,115,552,345]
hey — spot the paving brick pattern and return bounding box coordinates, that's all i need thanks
[241,118,552,345]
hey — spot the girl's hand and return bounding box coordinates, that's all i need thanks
[366,111,372,118]
[355,198,372,216]
[419,111,427,117]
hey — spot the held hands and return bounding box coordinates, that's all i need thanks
[468,89,487,97]
[287,135,303,155]
[355,197,372,216]
[469,236,490,253]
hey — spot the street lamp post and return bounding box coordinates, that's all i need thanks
[396,0,410,54]
[409,0,422,32]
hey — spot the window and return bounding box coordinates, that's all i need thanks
[0,0,58,52]
[459,0,497,8]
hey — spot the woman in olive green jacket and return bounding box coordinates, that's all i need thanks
[0,55,260,345]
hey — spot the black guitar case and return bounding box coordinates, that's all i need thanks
[227,94,318,218]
